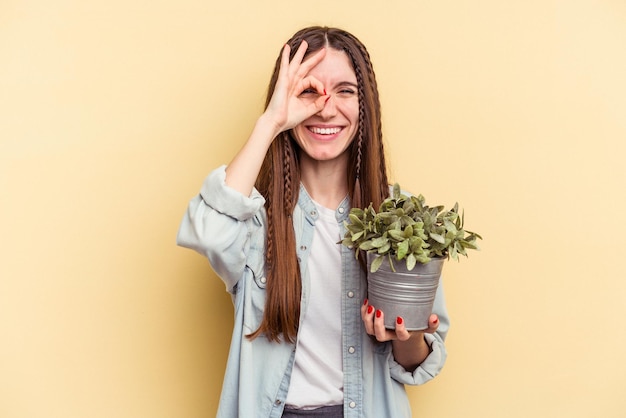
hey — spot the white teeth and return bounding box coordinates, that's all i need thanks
[310,127,341,135]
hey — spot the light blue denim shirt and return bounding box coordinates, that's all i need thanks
[177,165,449,418]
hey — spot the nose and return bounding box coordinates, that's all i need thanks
[317,94,338,119]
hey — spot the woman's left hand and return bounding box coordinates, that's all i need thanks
[361,299,439,342]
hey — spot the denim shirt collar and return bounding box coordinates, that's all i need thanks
[297,184,351,225]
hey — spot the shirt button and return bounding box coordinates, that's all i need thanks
[260,277,267,284]
[275,399,282,406]
[310,210,317,217]
[300,245,307,251]
[348,346,356,354]
[349,401,356,408]
[338,207,345,214]
[347,291,354,298]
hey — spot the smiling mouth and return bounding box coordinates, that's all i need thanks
[308,126,342,135]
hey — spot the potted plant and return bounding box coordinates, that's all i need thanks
[340,183,482,330]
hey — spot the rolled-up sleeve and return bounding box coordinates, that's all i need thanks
[388,279,449,385]
[176,165,266,291]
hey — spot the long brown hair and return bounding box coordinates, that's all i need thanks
[249,26,389,343]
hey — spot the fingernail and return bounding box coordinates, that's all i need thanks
[363,298,368,306]
[375,309,382,318]
[396,316,403,325]
[325,96,330,103]
[367,306,374,314]
[433,318,439,324]
[323,88,327,95]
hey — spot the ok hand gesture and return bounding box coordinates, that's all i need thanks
[264,40,328,134]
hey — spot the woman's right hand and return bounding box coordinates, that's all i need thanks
[263,40,328,135]
[224,41,327,196]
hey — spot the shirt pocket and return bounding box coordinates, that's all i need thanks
[241,235,267,334]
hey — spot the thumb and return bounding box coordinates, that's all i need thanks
[310,92,329,115]
[425,314,440,333]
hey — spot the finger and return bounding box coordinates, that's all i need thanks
[297,78,328,116]
[362,304,375,335]
[297,75,325,96]
[423,314,440,334]
[296,47,327,77]
[281,43,291,70]
[394,316,411,342]
[271,44,292,96]
[309,94,330,115]
[374,309,391,342]
[289,40,309,69]
[361,298,369,317]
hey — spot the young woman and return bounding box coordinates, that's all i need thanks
[177,26,449,418]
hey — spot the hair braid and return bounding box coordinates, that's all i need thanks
[361,48,388,196]
[283,138,294,216]
[265,167,275,273]
[353,60,366,209]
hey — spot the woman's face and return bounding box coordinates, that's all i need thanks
[292,48,359,165]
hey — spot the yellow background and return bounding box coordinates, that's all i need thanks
[2,0,625,417]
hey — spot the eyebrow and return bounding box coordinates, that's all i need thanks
[335,81,358,88]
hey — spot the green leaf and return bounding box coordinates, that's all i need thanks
[371,236,388,248]
[409,236,426,251]
[396,240,409,259]
[359,241,376,251]
[350,230,364,242]
[450,245,458,260]
[388,220,401,230]
[348,213,364,227]
[339,238,353,248]
[370,255,384,273]
[461,240,478,250]
[430,233,445,244]
[444,219,457,233]
[378,212,396,222]
[378,242,391,253]
[406,253,417,271]
[400,215,414,227]
[349,208,364,218]
[387,229,405,241]
[387,254,397,272]
[392,183,401,199]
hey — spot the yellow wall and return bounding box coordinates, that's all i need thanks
[2,1,625,417]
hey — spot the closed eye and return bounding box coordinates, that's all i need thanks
[336,81,358,96]
[299,88,319,96]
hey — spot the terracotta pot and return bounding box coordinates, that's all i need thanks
[367,253,444,330]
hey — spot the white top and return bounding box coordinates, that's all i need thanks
[285,201,343,409]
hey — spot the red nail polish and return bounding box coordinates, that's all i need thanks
[367,306,374,314]
[363,298,368,306]
[375,309,382,318]
[433,318,439,324]
[325,95,330,103]
[396,316,403,325]
[323,88,327,95]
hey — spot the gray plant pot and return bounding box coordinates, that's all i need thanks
[367,253,444,331]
